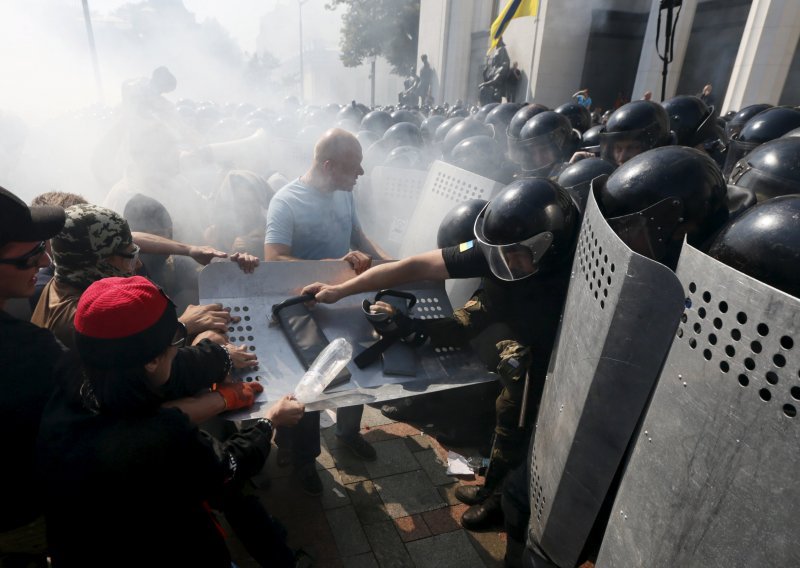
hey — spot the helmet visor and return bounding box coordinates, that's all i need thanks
[475,231,554,281]
[508,135,563,174]
[723,137,762,178]
[729,161,800,201]
[605,196,684,262]
[599,129,650,165]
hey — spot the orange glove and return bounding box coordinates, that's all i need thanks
[215,382,263,411]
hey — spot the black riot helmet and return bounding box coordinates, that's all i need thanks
[485,103,524,148]
[474,103,501,122]
[725,103,772,140]
[447,107,470,119]
[441,118,494,160]
[557,157,616,210]
[391,109,423,128]
[555,102,592,133]
[360,110,394,136]
[433,117,465,146]
[437,198,489,248]
[338,101,366,125]
[723,106,800,177]
[782,127,800,139]
[356,129,381,150]
[474,177,579,281]
[580,124,604,151]
[509,111,579,177]
[708,196,800,298]
[507,103,549,141]
[420,115,446,144]
[662,95,717,148]
[380,122,424,151]
[448,135,504,180]
[600,100,672,166]
[727,137,800,201]
[383,145,427,170]
[597,145,728,267]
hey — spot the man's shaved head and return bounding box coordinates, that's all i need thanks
[313,128,362,166]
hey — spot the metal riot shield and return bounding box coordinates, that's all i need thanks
[595,245,800,567]
[526,189,685,568]
[198,260,495,418]
[357,166,428,259]
[399,160,503,258]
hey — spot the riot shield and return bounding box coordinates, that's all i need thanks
[399,160,503,258]
[356,165,428,259]
[596,245,800,567]
[527,189,685,567]
[198,260,495,418]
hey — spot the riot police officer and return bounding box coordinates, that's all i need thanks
[300,178,580,530]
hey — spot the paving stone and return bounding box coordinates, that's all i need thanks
[330,447,370,484]
[414,448,457,486]
[345,480,392,525]
[406,530,486,568]
[362,427,400,443]
[325,505,371,557]
[421,504,468,535]
[317,439,337,470]
[371,421,422,438]
[364,438,420,479]
[392,514,431,542]
[437,484,463,506]
[319,466,352,510]
[363,520,414,568]
[260,475,323,521]
[285,513,339,564]
[465,529,507,568]
[361,404,395,428]
[342,552,379,568]
[404,433,437,453]
[373,470,447,518]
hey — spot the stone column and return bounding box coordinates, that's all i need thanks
[722,0,800,113]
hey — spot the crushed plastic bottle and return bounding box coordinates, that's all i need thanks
[294,338,353,403]
[466,456,490,475]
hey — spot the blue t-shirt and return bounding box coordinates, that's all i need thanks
[576,94,592,109]
[265,178,359,260]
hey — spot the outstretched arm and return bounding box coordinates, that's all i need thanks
[301,249,450,304]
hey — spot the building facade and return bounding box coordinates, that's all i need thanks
[417,0,800,113]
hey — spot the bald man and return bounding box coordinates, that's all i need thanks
[264,128,386,496]
[264,128,385,271]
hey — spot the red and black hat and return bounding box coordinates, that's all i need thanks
[74,276,178,369]
[0,185,65,246]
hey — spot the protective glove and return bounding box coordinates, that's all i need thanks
[496,340,532,383]
[215,381,263,411]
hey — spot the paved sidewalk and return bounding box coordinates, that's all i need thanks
[226,405,506,568]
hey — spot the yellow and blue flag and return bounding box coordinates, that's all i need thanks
[488,0,539,54]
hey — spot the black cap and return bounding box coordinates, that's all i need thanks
[0,186,66,246]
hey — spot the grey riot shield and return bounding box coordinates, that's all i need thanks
[198,260,495,418]
[399,160,503,258]
[357,166,428,258]
[596,245,800,568]
[526,189,685,568]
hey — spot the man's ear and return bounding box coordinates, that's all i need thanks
[143,357,160,375]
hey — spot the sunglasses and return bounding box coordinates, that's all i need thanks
[114,244,141,269]
[0,241,48,270]
[170,321,188,348]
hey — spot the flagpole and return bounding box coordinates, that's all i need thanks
[525,0,542,102]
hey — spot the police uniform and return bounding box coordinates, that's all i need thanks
[420,240,571,474]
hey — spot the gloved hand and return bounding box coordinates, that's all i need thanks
[215,381,263,411]
[366,301,426,345]
[496,340,532,383]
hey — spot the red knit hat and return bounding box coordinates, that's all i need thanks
[74,276,178,368]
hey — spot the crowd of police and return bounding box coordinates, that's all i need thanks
[2,72,800,568]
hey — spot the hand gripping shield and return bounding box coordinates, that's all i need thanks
[596,245,800,567]
[526,187,685,567]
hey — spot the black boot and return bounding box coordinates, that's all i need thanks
[454,456,509,505]
[461,493,504,530]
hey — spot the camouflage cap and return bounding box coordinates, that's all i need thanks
[52,204,134,290]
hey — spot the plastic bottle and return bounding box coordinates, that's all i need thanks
[294,338,353,403]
